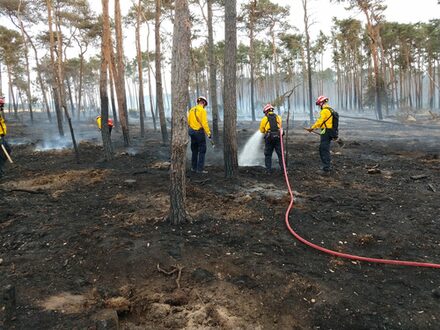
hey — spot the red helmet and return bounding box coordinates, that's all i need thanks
[263,103,274,114]
[315,95,329,106]
[197,96,208,106]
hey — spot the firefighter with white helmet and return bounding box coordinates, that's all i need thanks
[187,96,212,174]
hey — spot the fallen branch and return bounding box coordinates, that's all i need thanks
[0,188,47,195]
[157,263,185,289]
[410,174,429,180]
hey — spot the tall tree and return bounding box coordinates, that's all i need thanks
[336,0,386,119]
[100,0,114,160]
[223,0,238,178]
[207,0,219,144]
[16,0,33,122]
[155,0,169,143]
[135,0,146,137]
[115,0,130,146]
[302,0,313,123]
[46,0,64,136]
[169,0,191,225]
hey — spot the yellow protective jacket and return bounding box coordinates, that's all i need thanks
[259,112,282,134]
[188,104,211,137]
[311,104,333,132]
[0,116,6,136]
[96,116,114,129]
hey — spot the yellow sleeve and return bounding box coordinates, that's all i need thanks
[0,117,7,135]
[199,107,211,137]
[277,115,282,128]
[311,108,331,130]
[96,117,102,129]
[259,117,268,133]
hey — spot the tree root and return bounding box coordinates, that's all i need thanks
[157,263,185,289]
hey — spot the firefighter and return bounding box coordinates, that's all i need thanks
[96,115,114,136]
[188,96,212,174]
[306,95,334,174]
[259,103,283,174]
[0,97,12,179]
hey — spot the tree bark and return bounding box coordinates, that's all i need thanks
[115,0,130,146]
[169,0,191,225]
[46,0,64,136]
[100,0,114,160]
[302,0,314,123]
[207,0,219,143]
[17,1,33,123]
[136,0,145,137]
[223,0,238,178]
[155,0,169,143]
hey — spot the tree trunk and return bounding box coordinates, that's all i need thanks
[25,31,51,122]
[249,0,256,121]
[146,22,157,131]
[109,67,118,129]
[363,9,383,120]
[136,0,145,137]
[223,0,238,178]
[169,0,191,225]
[46,0,64,136]
[55,4,79,162]
[207,0,219,142]
[100,0,114,160]
[17,2,33,123]
[302,0,313,122]
[155,0,169,143]
[115,0,130,146]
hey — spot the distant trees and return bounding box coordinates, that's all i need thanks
[0,0,438,166]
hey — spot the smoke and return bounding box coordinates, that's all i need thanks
[35,137,73,152]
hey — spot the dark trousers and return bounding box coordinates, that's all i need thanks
[264,136,283,171]
[0,137,11,177]
[189,128,206,172]
[319,131,332,171]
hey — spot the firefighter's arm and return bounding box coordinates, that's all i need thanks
[311,108,330,130]
[200,108,211,137]
[259,117,268,133]
[0,117,6,136]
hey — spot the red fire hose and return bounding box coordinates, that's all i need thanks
[279,129,440,268]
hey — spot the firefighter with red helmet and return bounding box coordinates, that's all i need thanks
[259,103,283,174]
[96,115,114,136]
[306,95,334,174]
[187,96,212,174]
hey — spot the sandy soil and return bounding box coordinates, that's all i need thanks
[0,116,439,329]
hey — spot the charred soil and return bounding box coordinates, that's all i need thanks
[1,119,439,329]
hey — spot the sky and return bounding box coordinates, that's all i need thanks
[88,0,440,62]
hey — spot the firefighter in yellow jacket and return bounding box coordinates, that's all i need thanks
[306,95,333,174]
[0,97,12,179]
[96,115,114,135]
[188,96,212,174]
[259,103,283,173]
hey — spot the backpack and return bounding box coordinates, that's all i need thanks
[323,107,339,139]
[266,113,280,140]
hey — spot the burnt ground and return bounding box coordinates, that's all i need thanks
[0,115,439,329]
